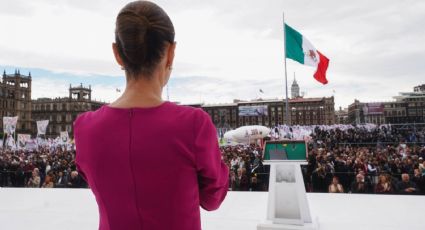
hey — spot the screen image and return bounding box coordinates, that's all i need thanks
[263,140,307,161]
[238,105,268,116]
[274,164,301,220]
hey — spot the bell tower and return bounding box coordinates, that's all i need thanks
[69,83,91,100]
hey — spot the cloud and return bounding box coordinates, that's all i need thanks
[0,0,35,16]
[0,0,424,109]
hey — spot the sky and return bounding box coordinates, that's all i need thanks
[0,0,424,109]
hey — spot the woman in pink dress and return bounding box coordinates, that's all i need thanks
[73,1,229,229]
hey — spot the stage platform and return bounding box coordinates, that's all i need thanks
[0,188,422,230]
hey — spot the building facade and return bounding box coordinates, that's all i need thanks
[347,84,425,125]
[335,106,349,124]
[199,97,335,130]
[31,84,105,137]
[0,70,32,134]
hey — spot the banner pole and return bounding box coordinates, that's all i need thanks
[283,12,290,126]
[2,133,5,149]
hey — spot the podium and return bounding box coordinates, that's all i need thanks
[257,141,319,230]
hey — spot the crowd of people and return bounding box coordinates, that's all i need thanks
[222,124,425,194]
[304,125,425,195]
[0,147,86,188]
[221,144,270,191]
[1,124,425,195]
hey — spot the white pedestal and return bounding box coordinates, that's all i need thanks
[259,162,319,230]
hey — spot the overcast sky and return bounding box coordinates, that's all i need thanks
[0,0,424,108]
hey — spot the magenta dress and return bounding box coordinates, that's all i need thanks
[74,101,228,230]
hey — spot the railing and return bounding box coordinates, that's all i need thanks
[336,142,425,146]
[0,170,87,188]
[229,167,425,195]
[1,169,423,195]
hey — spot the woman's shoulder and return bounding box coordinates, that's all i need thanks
[167,102,210,120]
[73,102,212,130]
[73,107,103,130]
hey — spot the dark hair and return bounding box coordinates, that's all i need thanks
[115,1,175,78]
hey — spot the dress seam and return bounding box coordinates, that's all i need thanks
[128,109,144,229]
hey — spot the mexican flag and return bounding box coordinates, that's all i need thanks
[285,24,329,84]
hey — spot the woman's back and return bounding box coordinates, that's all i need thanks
[74,101,228,230]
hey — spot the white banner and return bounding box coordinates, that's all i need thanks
[25,139,38,151]
[17,134,31,150]
[3,116,18,135]
[60,131,69,144]
[6,136,16,150]
[36,120,49,135]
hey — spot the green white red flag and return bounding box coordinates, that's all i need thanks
[285,24,329,84]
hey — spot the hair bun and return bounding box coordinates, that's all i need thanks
[115,1,175,78]
[116,12,149,58]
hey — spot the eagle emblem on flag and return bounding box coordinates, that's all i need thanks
[307,50,317,62]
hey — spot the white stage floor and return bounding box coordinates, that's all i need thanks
[0,188,423,230]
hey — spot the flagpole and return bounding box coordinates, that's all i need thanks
[283,12,290,126]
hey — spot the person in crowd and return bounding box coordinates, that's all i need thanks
[312,163,328,192]
[229,170,236,190]
[351,174,369,193]
[250,176,263,191]
[358,170,373,193]
[42,173,55,188]
[375,174,393,194]
[412,168,425,195]
[55,171,67,188]
[15,162,26,187]
[232,168,249,191]
[27,168,40,188]
[230,155,240,170]
[419,158,425,176]
[66,171,81,188]
[24,161,36,184]
[0,158,7,187]
[328,176,344,193]
[333,156,350,191]
[397,173,418,194]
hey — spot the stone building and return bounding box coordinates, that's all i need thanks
[0,70,32,134]
[199,97,335,130]
[335,107,349,124]
[202,103,238,130]
[347,84,425,125]
[31,84,105,137]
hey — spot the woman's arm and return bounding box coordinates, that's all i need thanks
[194,110,229,211]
